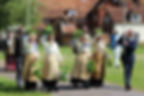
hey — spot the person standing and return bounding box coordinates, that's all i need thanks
[110,31,122,68]
[121,30,138,91]
[14,28,26,88]
[90,34,109,87]
[42,33,63,91]
[22,34,39,90]
[71,33,91,88]
[5,31,15,71]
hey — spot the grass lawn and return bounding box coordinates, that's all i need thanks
[0,76,49,96]
[0,45,144,96]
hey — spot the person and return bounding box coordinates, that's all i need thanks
[71,33,91,88]
[110,31,122,68]
[102,11,114,34]
[82,25,91,43]
[5,31,15,71]
[41,33,63,91]
[120,30,138,91]
[22,34,39,90]
[0,33,6,51]
[14,28,25,88]
[90,33,109,87]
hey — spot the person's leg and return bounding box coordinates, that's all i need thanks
[42,80,49,90]
[25,81,30,90]
[52,80,59,91]
[30,82,37,90]
[25,81,36,90]
[71,78,79,88]
[81,80,90,88]
[16,57,23,88]
[125,58,134,89]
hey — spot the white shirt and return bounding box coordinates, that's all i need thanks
[25,42,39,57]
[43,41,63,62]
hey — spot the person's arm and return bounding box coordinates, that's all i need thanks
[124,38,138,53]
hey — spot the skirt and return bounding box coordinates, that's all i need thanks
[91,51,106,80]
[42,54,60,81]
[71,52,91,81]
[23,54,38,82]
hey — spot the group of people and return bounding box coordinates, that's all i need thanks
[0,26,138,91]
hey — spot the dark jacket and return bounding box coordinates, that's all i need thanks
[14,35,25,57]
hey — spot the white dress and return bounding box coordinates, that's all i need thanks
[42,41,63,81]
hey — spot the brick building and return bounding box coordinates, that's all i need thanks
[38,0,144,43]
[39,0,144,23]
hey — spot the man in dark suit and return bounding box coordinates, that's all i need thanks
[120,30,138,91]
[14,28,26,88]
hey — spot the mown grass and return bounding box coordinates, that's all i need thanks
[0,76,49,96]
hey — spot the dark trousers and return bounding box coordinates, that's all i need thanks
[122,55,134,86]
[16,56,24,87]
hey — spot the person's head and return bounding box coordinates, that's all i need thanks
[127,30,135,38]
[7,30,14,39]
[82,25,89,33]
[29,34,37,43]
[80,35,86,43]
[16,27,25,37]
[47,34,55,42]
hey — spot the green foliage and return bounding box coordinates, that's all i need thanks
[0,0,41,30]
[87,60,95,73]
[45,25,54,35]
[74,29,83,38]
[0,0,10,29]
[0,76,50,96]
[6,0,40,26]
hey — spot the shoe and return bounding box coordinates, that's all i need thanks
[125,85,131,91]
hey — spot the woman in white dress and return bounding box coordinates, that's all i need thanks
[42,34,63,91]
[22,34,39,90]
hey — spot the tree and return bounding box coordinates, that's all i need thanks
[0,0,10,30]
[6,0,41,27]
[0,0,41,30]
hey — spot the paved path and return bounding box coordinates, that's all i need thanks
[53,83,144,96]
[1,72,144,96]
